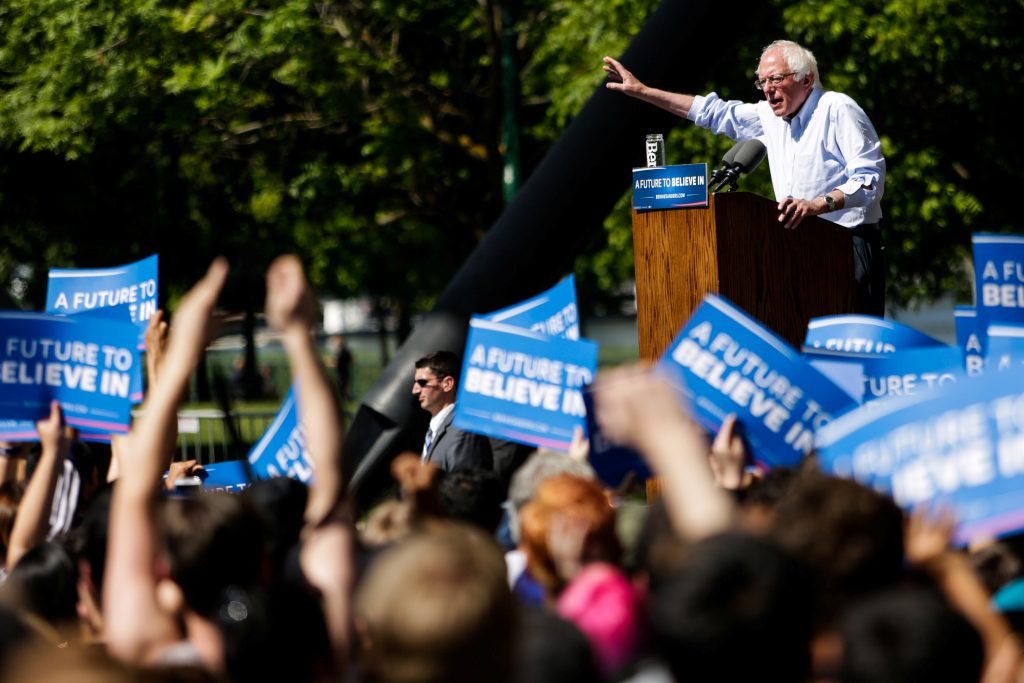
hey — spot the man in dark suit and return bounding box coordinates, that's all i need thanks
[413,351,493,472]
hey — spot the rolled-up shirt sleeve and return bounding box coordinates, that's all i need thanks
[831,100,885,210]
[687,92,764,141]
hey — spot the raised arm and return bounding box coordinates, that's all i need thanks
[264,255,343,526]
[592,365,733,540]
[6,401,69,569]
[264,256,353,671]
[103,258,228,663]
[602,56,696,118]
[906,508,1022,683]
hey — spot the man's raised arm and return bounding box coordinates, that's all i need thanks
[602,56,696,119]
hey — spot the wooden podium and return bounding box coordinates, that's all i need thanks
[632,191,855,360]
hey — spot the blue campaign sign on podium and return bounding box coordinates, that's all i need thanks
[816,366,1024,544]
[482,275,580,340]
[455,317,598,451]
[246,386,313,484]
[632,164,708,210]
[45,255,159,348]
[0,312,140,433]
[657,294,856,468]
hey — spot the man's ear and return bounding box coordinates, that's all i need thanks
[442,375,456,392]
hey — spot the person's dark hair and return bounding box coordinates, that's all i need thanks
[0,605,31,677]
[242,477,308,581]
[4,541,79,625]
[650,532,815,683]
[217,582,332,683]
[438,468,504,533]
[415,351,460,385]
[770,470,904,615]
[740,466,796,506]
[513,607,600,683]
[63,486,112,596]
[840,586,984,683]
[158,492,266,617]
[969,541,1023,596]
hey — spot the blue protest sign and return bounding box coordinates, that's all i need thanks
[198,460,252,493]
[816,366,1024,543]
[582,386,651,488]
[0,312,140,433]
[632,164,708,210]
[483,276,580,340]
[455,317,598,451]
[803,314,945,354]
[657,294,857,468]
[955,306,985,376]
[68,307,145,401]
[972,234,1024,325]
[804,345,964,405]
[246,386,313,483]
[46,255,159,348]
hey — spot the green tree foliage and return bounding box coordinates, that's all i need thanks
[0,0,520,315]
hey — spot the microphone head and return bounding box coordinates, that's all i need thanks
[720,140,746,167]
[733,139,766,173]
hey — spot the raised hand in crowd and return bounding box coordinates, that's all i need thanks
[103,258,228,665]
[708,413,752,491]
[5,401,70,569]
[592,364,733,540]
[265,255,354,670]
[906,506,1022,683]
[265,255,342,526]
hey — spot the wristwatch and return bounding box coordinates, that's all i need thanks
[822,194,838,212]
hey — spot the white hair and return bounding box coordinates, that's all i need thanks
[760,40,821,89]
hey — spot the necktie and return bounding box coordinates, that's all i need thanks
[422,427,433,461]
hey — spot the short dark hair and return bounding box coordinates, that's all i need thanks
[438,469,505,533]
[650,533,815,683]
[415,351,461,385]
[840,586,984,683]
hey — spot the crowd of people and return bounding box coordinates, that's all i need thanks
[0,254,1022,683]
[0,35,1014,683]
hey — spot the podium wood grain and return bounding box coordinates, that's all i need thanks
[632,192,855,359]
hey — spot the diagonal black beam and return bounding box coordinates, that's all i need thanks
[343,0,757,507]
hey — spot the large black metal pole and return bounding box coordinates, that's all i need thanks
[343,0,755,506]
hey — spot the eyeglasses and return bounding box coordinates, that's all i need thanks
[414,378,445,388]
[753,72,796,90]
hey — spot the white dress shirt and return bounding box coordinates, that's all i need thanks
[688,87,885,228]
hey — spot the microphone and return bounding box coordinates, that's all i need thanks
[708,140,745,187]
[709,139,766,193]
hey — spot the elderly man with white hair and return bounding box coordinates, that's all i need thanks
[603,39,886,315]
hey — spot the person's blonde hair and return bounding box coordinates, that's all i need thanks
[355,522,515,683]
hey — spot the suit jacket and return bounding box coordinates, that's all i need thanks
[425,407,494,472]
